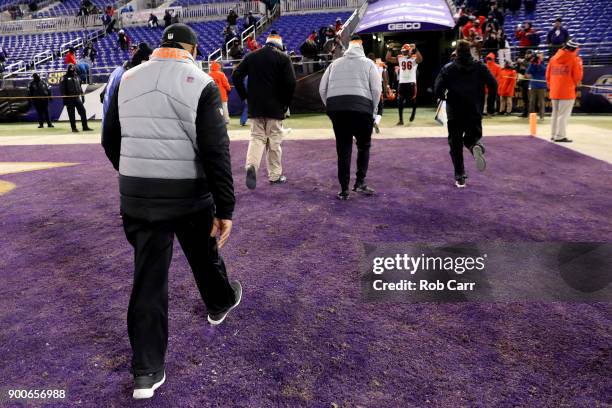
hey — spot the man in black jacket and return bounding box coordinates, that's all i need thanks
[233,32,296,189]
[28,73,54,128]
[59,64,92,133]
[434,40,498,188]
[101,24,241,399]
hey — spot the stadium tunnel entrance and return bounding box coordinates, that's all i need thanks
[355,0,456,105]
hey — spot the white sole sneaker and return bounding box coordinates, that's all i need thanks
[208,282,242,326]
[473,145,486,172]
[133,372,165,399]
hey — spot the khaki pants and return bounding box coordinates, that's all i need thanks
[246,117,283,181]
[221,102,230,124]
[499,96,513,113]
[529,89,546,119]
[551,99,574,141]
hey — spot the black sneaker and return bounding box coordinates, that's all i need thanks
[374,124,380,134]
[48,124,54,128]
[270,175,287,185]
[337,190,349,200]
[133,370,165,399]
[396,120,404,126]
[409,112,416,122]
[72,128,79,133]
[353,183,375,195]
[455,177,467,188]
[472,145,486,172]
[246,165,256,190]
[208,281,242,326]
[37,125,44,128]
[554,138,573,143]
[83,127,93,131]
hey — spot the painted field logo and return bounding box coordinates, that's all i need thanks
[388,22,422,31]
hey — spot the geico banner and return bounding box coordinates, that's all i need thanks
[387,22,421,31]
[356,0,455,34]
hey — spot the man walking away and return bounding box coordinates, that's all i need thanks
[434,40,498,188]
[320,35,382,200]
[546,40,583,143]
[59,64,92,133]
[101,23,241,399]
[526,50,547,120]
[28,73,54,128]
[233,32,296,189]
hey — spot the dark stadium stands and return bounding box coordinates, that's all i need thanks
[256,11,352,54]
[0,11,348,71]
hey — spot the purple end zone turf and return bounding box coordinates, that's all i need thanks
[0,136,611,407]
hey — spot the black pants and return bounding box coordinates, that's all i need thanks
[122,208,236,376]
[328,111,373,191]
[397,82,417,122]
[33,101,52,126]
[486,93,498,114]
[65,99,88,130]
[520,80,529,116]
[376,99,384,116]
[447,118,484,179]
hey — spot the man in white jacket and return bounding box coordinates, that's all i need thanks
[319,35,382,200]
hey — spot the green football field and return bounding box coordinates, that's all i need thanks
[1,108,611,136]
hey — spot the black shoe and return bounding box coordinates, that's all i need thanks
[337,190,350,200]
[246,165,256,190]
[455,177,467,188]
[133,370,165,399]
[396,120,404,126]
[554,138,573,143]
[374,124,380,134]
[37,124,44,128]
[83,127,93,131]
[353,182,375,195]
[270,175,287,185]
[208,281,242,325]
[72,128,79,133]
[409,112,416,122]
[47,124,54,128]
[472,145,486,172]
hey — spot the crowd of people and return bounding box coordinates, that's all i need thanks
[453,0,577,123]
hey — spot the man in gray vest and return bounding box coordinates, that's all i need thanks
[102,23,241,399]
[319,35,382,200]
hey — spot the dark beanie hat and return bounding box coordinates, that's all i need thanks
[162,23,197,46]
[131,42,152,66]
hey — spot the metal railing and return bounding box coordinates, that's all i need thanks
[336,0,366,47]
[282,0,364,13]
[0,1,260,33]
[2,60,26,78]
[210,2,278,63]
[0,13,103,34]
[32,50,54,67]
[501,42,612,66]
[207,47,222,65]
